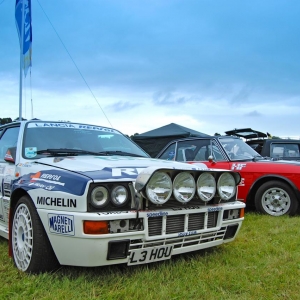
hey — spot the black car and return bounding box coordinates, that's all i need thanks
[225,128,300,161]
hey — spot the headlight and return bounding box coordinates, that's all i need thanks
[196,173,216,201]
[91,186,109,208]
[217,173,236,200]
[111,185,128,207]
[173,172,195,203]
[146,171,172,204]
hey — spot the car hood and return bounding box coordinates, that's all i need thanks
[32,155,208,180]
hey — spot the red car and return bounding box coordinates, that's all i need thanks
[157,136,300,216]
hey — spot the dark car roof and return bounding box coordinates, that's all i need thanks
[225,128,268,139]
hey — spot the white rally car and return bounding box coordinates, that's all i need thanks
[0,120,245,273]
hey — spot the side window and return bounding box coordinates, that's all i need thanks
[271,143,300,158]
[0,127,20,162]
[211,143,226,161]
[159,144,176,160]
[194,143,225,161]
[194,146,208,160]
[270,145,284,158]
[177,140,209,161]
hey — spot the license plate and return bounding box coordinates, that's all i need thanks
[128,245,174,266]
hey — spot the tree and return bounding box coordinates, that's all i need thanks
[0,118,12,125]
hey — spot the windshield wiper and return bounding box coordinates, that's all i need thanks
[97,150,145,157]
[252,155,265,161]
[36,149,145,157]
[36,149,104,156]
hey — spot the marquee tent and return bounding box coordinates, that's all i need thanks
[132,123,209,157]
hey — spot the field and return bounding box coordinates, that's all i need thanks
[1,212,300,300]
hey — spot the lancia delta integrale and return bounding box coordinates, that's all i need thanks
[0,120,245,273]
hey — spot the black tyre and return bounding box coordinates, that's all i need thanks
[254,180,298,216]
[11,195,60,273]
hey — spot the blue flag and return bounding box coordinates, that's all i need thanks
[15,0,32,77]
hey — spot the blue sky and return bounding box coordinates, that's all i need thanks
[1,0,300,137]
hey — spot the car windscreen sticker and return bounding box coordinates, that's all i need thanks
[27,122,120,134]
[25,147,37,158]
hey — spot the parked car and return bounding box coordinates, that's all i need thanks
[225,128,300,161]
[157,135,300,217]
[0,119,245,273]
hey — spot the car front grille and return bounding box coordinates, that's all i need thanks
[148,211,218,237]
[129,226,227,251]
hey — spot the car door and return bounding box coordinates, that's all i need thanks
[0,125,20,227]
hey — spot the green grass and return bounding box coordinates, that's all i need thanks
[1,212,300,300]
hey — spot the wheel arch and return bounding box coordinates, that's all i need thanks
[8,188,34,257]
[246,175,300,207]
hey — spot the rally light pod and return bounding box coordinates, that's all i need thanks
[145,171,172,204]
[217,173,237,200]
[197,172,216,202]
[173,172,195,203]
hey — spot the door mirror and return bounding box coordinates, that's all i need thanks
[4,147,16,163]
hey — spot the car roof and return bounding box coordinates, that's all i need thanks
[161,135,242,143]
[225,128,268,139]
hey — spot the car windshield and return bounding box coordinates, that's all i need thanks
[218,137,262,160]
[22,121,149,159]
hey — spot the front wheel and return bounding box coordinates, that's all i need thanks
[254,181,298,216]
[11,195,59,273]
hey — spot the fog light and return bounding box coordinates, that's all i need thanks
[224,224,238,240]
[107,240,130,260]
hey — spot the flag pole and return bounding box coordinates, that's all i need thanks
[18,0,25,121]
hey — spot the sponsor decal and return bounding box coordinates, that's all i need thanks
[97,211,129,215]
[4,167,14,175]
[30,171,65,186]
[207,207,223,212]
[53,157,64,163]
[231,163,247,171]
[130,209,155,213]
[239,178,245,186]
[82,167,146,180]
[17,162,32,167]
[24,147,37,158]
[112,168,144,177]
[178,230,197,237]
[28,182,55,190]
[53,157,75,163]
[48,214,75,235]
[172,205,223,212]
[147,211,168,218]
[37,196,77,208]
[29,122,119,134]
[14,170,88,196]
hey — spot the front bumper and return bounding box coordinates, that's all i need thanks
[37,201,245,267]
